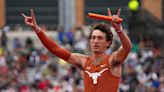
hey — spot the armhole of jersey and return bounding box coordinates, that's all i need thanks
[83,57,91,70]
[106,55,121,79]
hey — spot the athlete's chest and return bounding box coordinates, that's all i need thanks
[84,59,110,84]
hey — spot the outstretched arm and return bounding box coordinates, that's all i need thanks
[21,9,86,66]
[108,8,132,64]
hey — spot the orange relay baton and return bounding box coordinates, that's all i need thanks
[88,13,123,23]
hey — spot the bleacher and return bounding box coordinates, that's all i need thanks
[6,0,59,30]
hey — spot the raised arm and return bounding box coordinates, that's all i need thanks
[109,8,132,64]
[21,9,86,66]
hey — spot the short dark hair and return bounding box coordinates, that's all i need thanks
[89,22,113,48]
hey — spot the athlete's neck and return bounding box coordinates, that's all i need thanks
[92,52,106,61]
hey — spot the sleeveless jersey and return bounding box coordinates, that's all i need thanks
[83,55,120,92]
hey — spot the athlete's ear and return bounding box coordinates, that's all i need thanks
[106,41,111,48]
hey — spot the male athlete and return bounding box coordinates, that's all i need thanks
[22,8,132,92]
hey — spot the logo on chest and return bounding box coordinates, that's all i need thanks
[85,68,108,84]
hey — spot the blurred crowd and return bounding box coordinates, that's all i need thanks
[0,25,164,92]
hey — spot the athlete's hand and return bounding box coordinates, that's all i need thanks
[108,8,123,32]
[21,9,41,33]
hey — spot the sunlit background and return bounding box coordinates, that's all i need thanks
[0,0,164,92]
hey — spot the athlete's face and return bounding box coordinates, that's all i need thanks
[90,29,110,53]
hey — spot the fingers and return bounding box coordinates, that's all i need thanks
[31,9,35,19]
[107,8,112,16]
[21,12,32,20]
[24,19,33,26]
[112,15,118,23]
[21,13,27,18]
[31,9,36,25]
[22,9,37,28]
[22,13,32,25]
[111,9,121,23]
[117,9,121,17]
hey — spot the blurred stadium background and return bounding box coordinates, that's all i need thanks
[0,0,164,92]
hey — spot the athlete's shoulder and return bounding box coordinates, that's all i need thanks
[72,53,89,59]
[71,53,90,69]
